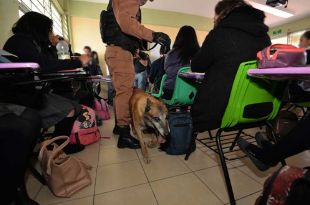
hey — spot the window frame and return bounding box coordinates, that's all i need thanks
[18,0,69,40]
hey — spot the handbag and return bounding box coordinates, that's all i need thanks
[257,44,306,68]
[38,136,92,197]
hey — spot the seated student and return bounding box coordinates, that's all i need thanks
[191,0,271,131]
[162,25,200,100]
[2,12,90,152]
[287,31,310,102]
[149,45,171,92]
[0,104,41,205]
[300,31,310,64]
[134,51,148,90]
[237,115,310,171]
[3,12,89,73]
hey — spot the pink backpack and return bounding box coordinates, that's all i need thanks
[94,98,110,120]
[70,105,101,145]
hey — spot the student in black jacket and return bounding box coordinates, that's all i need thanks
[3,12,89,73]
[149,45,170,92]
[191,0,271,132]
[1,12,89,153]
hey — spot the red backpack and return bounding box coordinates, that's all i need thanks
[255,166,310,205]
[69,105,101,145]
[257,44,306,68]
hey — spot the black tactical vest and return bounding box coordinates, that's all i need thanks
[100,0,142,55]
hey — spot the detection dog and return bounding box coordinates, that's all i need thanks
[129,89,169,163]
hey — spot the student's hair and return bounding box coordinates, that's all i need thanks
[302,31,310,40]
[214,0,249,25]
[173,25,200,64]
[12,11,53,47]
[160,45,170,55]
[84,46,91,52]
[91,51,99,65]
[138,51,149,61]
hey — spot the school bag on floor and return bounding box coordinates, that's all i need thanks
[70,105,101,145]
[94,96,110,120]
[255,166,310,205]
[161,110,193,155]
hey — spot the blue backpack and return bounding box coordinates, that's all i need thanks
[163,110,193,155]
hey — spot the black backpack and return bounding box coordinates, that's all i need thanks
[255,166,310,205]
[160,110,193,155]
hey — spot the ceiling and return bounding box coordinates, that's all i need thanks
[74,0,310,27]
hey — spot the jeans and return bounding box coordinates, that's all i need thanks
[134,71,147,90]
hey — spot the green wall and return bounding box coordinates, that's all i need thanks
[269,16,310,39]
[69,0,213,31]
[0,0,19,47]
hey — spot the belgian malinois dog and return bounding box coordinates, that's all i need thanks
[129,89,169,163]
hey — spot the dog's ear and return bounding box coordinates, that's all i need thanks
[145,98,152,113]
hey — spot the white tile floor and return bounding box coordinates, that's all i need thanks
[27,112,310,205]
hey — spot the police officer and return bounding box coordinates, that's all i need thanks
[102,0,171,149]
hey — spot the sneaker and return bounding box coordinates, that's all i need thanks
[237,138,270,171]
[255,132,273,148]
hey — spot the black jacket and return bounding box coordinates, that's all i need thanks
[191,5,271,132]
[3,33,81,73]
[149,56,165,89]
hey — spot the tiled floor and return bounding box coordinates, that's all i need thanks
[27,112,310,205]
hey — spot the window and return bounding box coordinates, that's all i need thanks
[288,30,308,47]
[18,0,69,39]
[271,36,288,44]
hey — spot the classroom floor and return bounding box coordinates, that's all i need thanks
[26,110,310,205]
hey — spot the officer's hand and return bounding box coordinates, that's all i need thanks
[152,32,171,49]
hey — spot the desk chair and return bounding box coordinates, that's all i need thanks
[151,67,198,106]
[186,61,286,205]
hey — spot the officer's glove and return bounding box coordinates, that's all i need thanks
[152,32,171,49]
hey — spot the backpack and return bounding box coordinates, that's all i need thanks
[94,97,110,120]
[161,110,193,155]
[255,166,310,205]
[69,105,101,145]
[257,44,306,69]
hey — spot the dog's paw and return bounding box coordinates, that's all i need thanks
[147,141,157,148]
[143,157,151,164]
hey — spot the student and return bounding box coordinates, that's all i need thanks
[149,45,171,92]
[191,0,271,131]
[0,104,41,205]
[163,25,200,100]
[134,51,148,90]
[3,12,89,73]
[2,12,89,153]
[288,30,310,102]
[299,31,310,64]
[238,115,310,171]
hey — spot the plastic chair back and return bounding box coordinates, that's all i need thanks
[221,61,285,128]
[165,67,197,106]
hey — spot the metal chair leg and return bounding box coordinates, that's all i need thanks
[208,130,213,140]
[229,129,242,151]
[216,129,236,205]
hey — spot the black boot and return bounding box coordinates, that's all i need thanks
[113,125,121,135]
[16,184,40,205]
[117,126,140,149]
